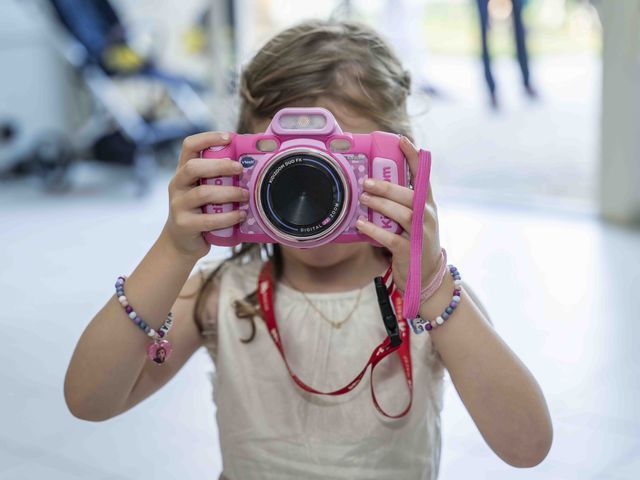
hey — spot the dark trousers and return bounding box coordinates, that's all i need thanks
[476,0,531,94]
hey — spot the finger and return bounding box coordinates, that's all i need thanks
[176,157,242,189]
[180,184,249,209]
[356,216,409,255]
[179,131,231,167]
[177,209,246,233]
[360,192,413,233]
[362,178,414,209]
[399,136,420,182]
[198,210,247,232]
[400,137,438,210]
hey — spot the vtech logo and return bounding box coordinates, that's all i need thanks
[240,156,256,168]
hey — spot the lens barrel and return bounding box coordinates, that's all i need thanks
[257,149,348,240]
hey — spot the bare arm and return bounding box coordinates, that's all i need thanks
[354,136,552,467]
[118,264,219,414]
[421,276,553,467]
[64,131,243,421]
[461,280,493,327]
[63,231,204,421]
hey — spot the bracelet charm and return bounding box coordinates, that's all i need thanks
[115,276,174,364]
[408,265,462,334]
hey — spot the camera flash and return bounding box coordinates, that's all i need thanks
[310,115,326,129]
[298,116,310,128]
[280,113,327,130]
[280,115,297,129]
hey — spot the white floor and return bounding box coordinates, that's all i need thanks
[2,168,639,479]
[2,55,639,479]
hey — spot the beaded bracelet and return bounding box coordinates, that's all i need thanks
[408,265,463,334]
[115,276,174,364]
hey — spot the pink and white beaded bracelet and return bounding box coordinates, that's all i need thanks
[115,276,174,364]
[420,248,448,303]
[408,264,463,334]
[396,248,448,302]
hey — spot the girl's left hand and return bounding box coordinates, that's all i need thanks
[355,136,442,293]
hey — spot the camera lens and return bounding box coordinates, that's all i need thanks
[259,151,346,239]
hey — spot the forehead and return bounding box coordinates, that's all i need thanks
[251,98,379,134]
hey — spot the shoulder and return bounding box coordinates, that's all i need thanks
[197,254,229,278]
[189,254,233,358]
[193,250,264,357]
[193,250,263,323]
[200,250,263,294]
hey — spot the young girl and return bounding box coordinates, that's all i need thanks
[64,20,552,480]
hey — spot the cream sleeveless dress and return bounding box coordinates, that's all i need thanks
[197,253,446,480]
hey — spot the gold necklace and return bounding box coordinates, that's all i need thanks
[282,275,365,329]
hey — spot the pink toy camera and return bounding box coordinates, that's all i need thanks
[200,107,414,248]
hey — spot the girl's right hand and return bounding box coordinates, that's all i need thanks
[162,131,248,260]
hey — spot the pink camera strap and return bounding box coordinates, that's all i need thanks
[402,148,432,320]
[380,148,432,317]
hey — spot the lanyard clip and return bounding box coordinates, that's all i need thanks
[374,276,402,347]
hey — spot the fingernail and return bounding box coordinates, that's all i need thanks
[356,215,367,227]
[242,189,250,200]
[360,192,370,202]
[221,132,230,141]
[239,210,247,219]
[363,178,375,189]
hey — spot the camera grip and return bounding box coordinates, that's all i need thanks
[370,157,401,234]
[200,145,239,245]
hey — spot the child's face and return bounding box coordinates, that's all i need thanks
[251,99,382,269]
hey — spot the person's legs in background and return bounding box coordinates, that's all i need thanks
[512,0,537,98]
[476,0,498,108]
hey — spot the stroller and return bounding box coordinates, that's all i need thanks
[5,0,213,193]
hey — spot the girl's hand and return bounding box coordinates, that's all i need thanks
[355,136,442,293]
[161,132,248,260]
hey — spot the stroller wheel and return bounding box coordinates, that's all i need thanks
[33,132,75,192]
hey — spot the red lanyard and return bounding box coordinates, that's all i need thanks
[257,261,413,419]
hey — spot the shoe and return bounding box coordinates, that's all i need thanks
[490,91,499,110]
[524,84,539,99]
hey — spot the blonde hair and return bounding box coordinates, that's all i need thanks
[237,19,413,138]
[194,19,412,340]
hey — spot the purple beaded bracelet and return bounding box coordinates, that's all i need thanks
[408,265,462,334]
[116,276,174,364]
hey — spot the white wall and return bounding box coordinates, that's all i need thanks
[0,0,76,168]
[597,0,640,224]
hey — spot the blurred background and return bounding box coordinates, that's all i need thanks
[1,0,639,479]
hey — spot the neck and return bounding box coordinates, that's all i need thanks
[280,246,389,293]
